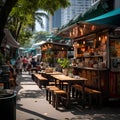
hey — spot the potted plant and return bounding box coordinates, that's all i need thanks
[44,48,55,67]
[57,58,70,75]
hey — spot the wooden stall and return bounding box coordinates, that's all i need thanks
[56,22,120,101]
[40,42,73,67]
[70,25,110,100]
[109,29,120,98]
[55,2,120,101]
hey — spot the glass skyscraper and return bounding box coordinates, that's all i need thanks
[61,0,92,26]
[46,0,92,32]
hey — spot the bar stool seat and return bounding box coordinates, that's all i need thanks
[52,90,67,109]
[46,86,59,104]
[72,84,102,108]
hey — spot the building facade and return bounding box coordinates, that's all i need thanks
[48,9,61,33]
[46,0,120,33]
[61,0,92,26]
[46,0,92,33]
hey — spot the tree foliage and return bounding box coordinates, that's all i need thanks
[33,31,50,43]
[0,0,70,46]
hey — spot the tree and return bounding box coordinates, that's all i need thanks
[7,8,48,41]
[0,0,70,46]
[0,0,18,45]
[7,0,49,41]
[18,30,33,47]
[33,31,50,43]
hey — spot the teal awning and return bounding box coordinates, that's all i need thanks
[23,47,36,53]
[86,7,120,27]
[59,0,109,30]
[46,34,70,41]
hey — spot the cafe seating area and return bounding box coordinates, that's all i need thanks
[31,67,103,110]
[72,84,102,108]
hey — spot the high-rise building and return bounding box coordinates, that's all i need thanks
[40,0,119,32]
[61,0,92,26]
[91,0,99,5]
[48,9,61,33]
[46,0,92,32]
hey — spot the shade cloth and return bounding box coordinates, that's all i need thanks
[86,7,120,27]
[1,29,20,48]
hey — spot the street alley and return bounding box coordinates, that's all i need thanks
[15,72,120,120]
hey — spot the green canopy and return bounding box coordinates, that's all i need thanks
[59,0,109,30]
[46,34,70,41]
[86,7,120,27]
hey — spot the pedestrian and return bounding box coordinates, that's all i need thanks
[22,56,28,72]
[26,56,32,74]
[30,58,37,73]
[36,57,40,65]
[31,58,37,67]
[15,57,23,74]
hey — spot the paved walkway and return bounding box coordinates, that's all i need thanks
[15,72,120,120]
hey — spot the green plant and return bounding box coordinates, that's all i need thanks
[44,48,55,66]
[57,58,70,69]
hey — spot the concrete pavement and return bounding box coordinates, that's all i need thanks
[15,71,120,120]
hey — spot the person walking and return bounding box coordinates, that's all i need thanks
[22,56,28,72]
[30,58,37,73]
[31,58,37,68]
[15,57,23,74]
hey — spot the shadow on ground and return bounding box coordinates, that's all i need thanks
[16,72,120,120]
[17,89,45,99]
[17,103,57,120]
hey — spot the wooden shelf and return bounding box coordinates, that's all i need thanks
[70,65,108,71]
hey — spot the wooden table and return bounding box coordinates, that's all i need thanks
[32,73,48,88]
[40,71,63,83]
[51,74,88,108]
[40,71,63,75]
[30,67,38,73]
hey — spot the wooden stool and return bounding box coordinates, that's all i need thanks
[72,84,102,108]
[46,86,59,103]
[49,81,68,91]
[72,84,83,99]
[85,88,102,109]
[52,90,67,109]
[32,73,48,88]
[48,81,56,86]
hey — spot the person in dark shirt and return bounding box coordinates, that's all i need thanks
[31,58,37,67]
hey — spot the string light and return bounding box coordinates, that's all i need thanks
[83,41,85,44]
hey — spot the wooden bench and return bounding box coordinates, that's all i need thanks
[32,73,48,88]
[48,80,68,91]
[52,89,67,109]
[46,85,67,109]
[72,84,102,108]
[46,86,59,103]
